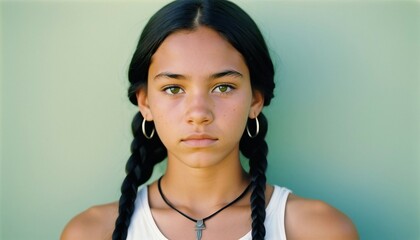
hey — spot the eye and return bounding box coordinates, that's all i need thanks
[213,84,234,94]
[164,86,184,95]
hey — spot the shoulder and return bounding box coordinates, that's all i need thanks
[285,194,359,240]
[60,202,118,240]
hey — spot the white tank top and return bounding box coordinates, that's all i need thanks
[127,185,291,240]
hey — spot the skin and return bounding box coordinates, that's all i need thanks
[61,27,359,240]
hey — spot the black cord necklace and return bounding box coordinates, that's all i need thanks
[157,176,251,240]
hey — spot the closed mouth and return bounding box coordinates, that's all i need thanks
[181,134,218,147]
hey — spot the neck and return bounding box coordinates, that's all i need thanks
[160,153,250,211]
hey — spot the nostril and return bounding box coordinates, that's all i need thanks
[186,109,214,125]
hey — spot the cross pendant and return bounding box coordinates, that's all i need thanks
[195,219,206,240]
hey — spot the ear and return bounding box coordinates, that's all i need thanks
[249,90,264,119]
[136,86,153,121]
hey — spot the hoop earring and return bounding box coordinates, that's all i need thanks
[246,117,259,138]
[142,119,155,139]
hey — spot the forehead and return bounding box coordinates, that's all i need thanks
[149,26,249,77]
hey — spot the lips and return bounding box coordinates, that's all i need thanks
[181,134,218,147]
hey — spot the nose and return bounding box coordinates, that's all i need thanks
[185,91,214,126]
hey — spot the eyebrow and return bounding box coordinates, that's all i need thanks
[153,70,243,81]
[210,70,243,79]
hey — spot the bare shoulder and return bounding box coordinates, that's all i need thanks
[285,194,359,240]
[60,202,118,240]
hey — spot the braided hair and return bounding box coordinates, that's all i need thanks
[113,1,275,239]
[240,114,269,239]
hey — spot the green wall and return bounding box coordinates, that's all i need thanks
[0,2,3,238]
[1,1,419,239]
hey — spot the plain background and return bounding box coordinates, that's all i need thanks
[1,0,419,239]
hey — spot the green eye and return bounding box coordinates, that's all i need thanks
[218,85,228,92]
[214,85,234,93]
[164,86,184,95]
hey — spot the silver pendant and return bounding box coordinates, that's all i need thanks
[195,219,206,240]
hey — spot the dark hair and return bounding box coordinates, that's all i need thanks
[113,0,275,239]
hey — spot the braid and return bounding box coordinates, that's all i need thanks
[112,112,166,240]
[240,113,269,240]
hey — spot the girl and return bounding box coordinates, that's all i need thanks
[62,0,358,239]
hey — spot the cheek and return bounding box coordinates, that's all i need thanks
[152,114,174,148]
[149,110,170,134]
[148,100,179,144]
[218,102,249,132]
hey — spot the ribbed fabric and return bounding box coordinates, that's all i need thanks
[127,185,291,240]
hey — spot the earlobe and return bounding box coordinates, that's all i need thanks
[136,87,153,121]
[249,90,264,118]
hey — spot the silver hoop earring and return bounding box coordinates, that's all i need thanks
[142,119,155,139]
[246,117,259,138]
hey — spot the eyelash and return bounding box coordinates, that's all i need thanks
[163,85,184,95]
[162,84,236,95]
[213,84,235,94]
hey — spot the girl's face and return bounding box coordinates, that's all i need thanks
[137,27,264,169]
